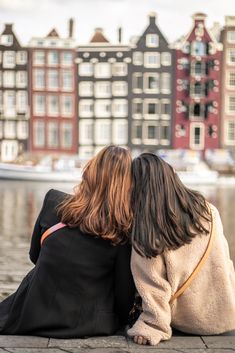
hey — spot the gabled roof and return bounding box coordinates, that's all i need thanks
[90,28,109,43]
[47,28,60,38]
[1,23,21,48]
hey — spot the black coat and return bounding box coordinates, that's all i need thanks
[0,189,135,338]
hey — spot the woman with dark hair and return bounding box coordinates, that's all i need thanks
[0,146,135,338]
[128,153,235,345]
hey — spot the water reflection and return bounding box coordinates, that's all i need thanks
[0,180,234,298]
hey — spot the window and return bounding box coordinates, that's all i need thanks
[16,51,27,65]
[4,121,16,138]
[161,52,171,66]
[191,61,206,76]
[161,124,170,145]
[79,82,93,97]
[146,34,159,47]
[132,122,142,142]
[17,121,28,139]
[112,62,127,76]
[95,120,111,144]
[62,70,73,90]
[34,51,45,65]
[161,100,171,117]
[79,100,93,118]
[3,51,15,68]
[48,51,59,65]
[79,120,93,144]
[34,94,45,115]
[16,71,27,88]
[191,82,205,97]
[190,123,204,150]
[113,120,128,144]
[112,81,127,96]
[95,63,111,78]
[0,121,3,139]
[133,52,143,66]
[17,91,28,113]
[79,63,93,76]
[47,70,58,90]
[48,95,59,116]
[228,72,235,88]
[190,103,204,118]
[191,41,206,56]
[161,73,171,94]
[95,100,111,117]
[4,91,16,117]
[144,73,160,93]
[143,122,158,144]
[0,35,13,46]
[94,82,111,98]
[227,31,235,44]
[112,99,128,117]
[3,71,15,87]
[226,120,235,143]
[34,69,45,89]
[34,121,45,147]
[133,73,142,92]
[61,122,73,148]
[61,95,73,116]
[227,49,235,65]
[48,121,59,148]
[144,52,160,68]
[227,96,235,113]
[144,99,159,119]
[61,51,73,66]
[132,99,142,118]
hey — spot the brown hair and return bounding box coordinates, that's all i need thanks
[131,153,212,258]
[58,145,133,244]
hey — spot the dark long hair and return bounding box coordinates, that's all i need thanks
[58,145,133,244]
[131,153,211,258]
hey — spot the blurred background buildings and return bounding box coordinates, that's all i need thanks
[0,12,235,162]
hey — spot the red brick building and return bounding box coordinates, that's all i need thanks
[173,13,222,151]
[28,21,78,155]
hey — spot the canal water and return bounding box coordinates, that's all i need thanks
[0,180,235,300]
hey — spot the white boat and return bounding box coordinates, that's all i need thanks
[0,157,82,182]
[177,169,218,185]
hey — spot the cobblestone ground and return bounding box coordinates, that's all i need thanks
[0,334,235,353]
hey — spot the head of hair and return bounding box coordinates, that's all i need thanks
[58,145,133,244]
[131,153,211,258]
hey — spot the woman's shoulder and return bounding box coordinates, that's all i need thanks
[43,189,71,210]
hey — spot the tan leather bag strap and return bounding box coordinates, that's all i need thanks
[40,222,67,246]
[169,208,215,304]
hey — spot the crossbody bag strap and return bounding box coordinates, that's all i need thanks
[169,208,215,304]
[40,222,67,246]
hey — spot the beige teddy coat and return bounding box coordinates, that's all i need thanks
[127,204,235,345]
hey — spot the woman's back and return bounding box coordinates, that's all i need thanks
[1,189,134,337]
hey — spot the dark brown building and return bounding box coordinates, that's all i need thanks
[0,24,29,161]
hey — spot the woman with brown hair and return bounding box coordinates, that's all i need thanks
[0,146,135,338]
[128,153,235,345]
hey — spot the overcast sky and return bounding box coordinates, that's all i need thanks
[0,0,234,45]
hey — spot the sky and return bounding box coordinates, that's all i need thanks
[0,0,234,45]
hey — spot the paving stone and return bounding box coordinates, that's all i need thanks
[49,336,128,348]
[202,335,235,348]
[65,349,129,353]
[5,349,67,353]
[0,336,49,348]
[128,336,206,349]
